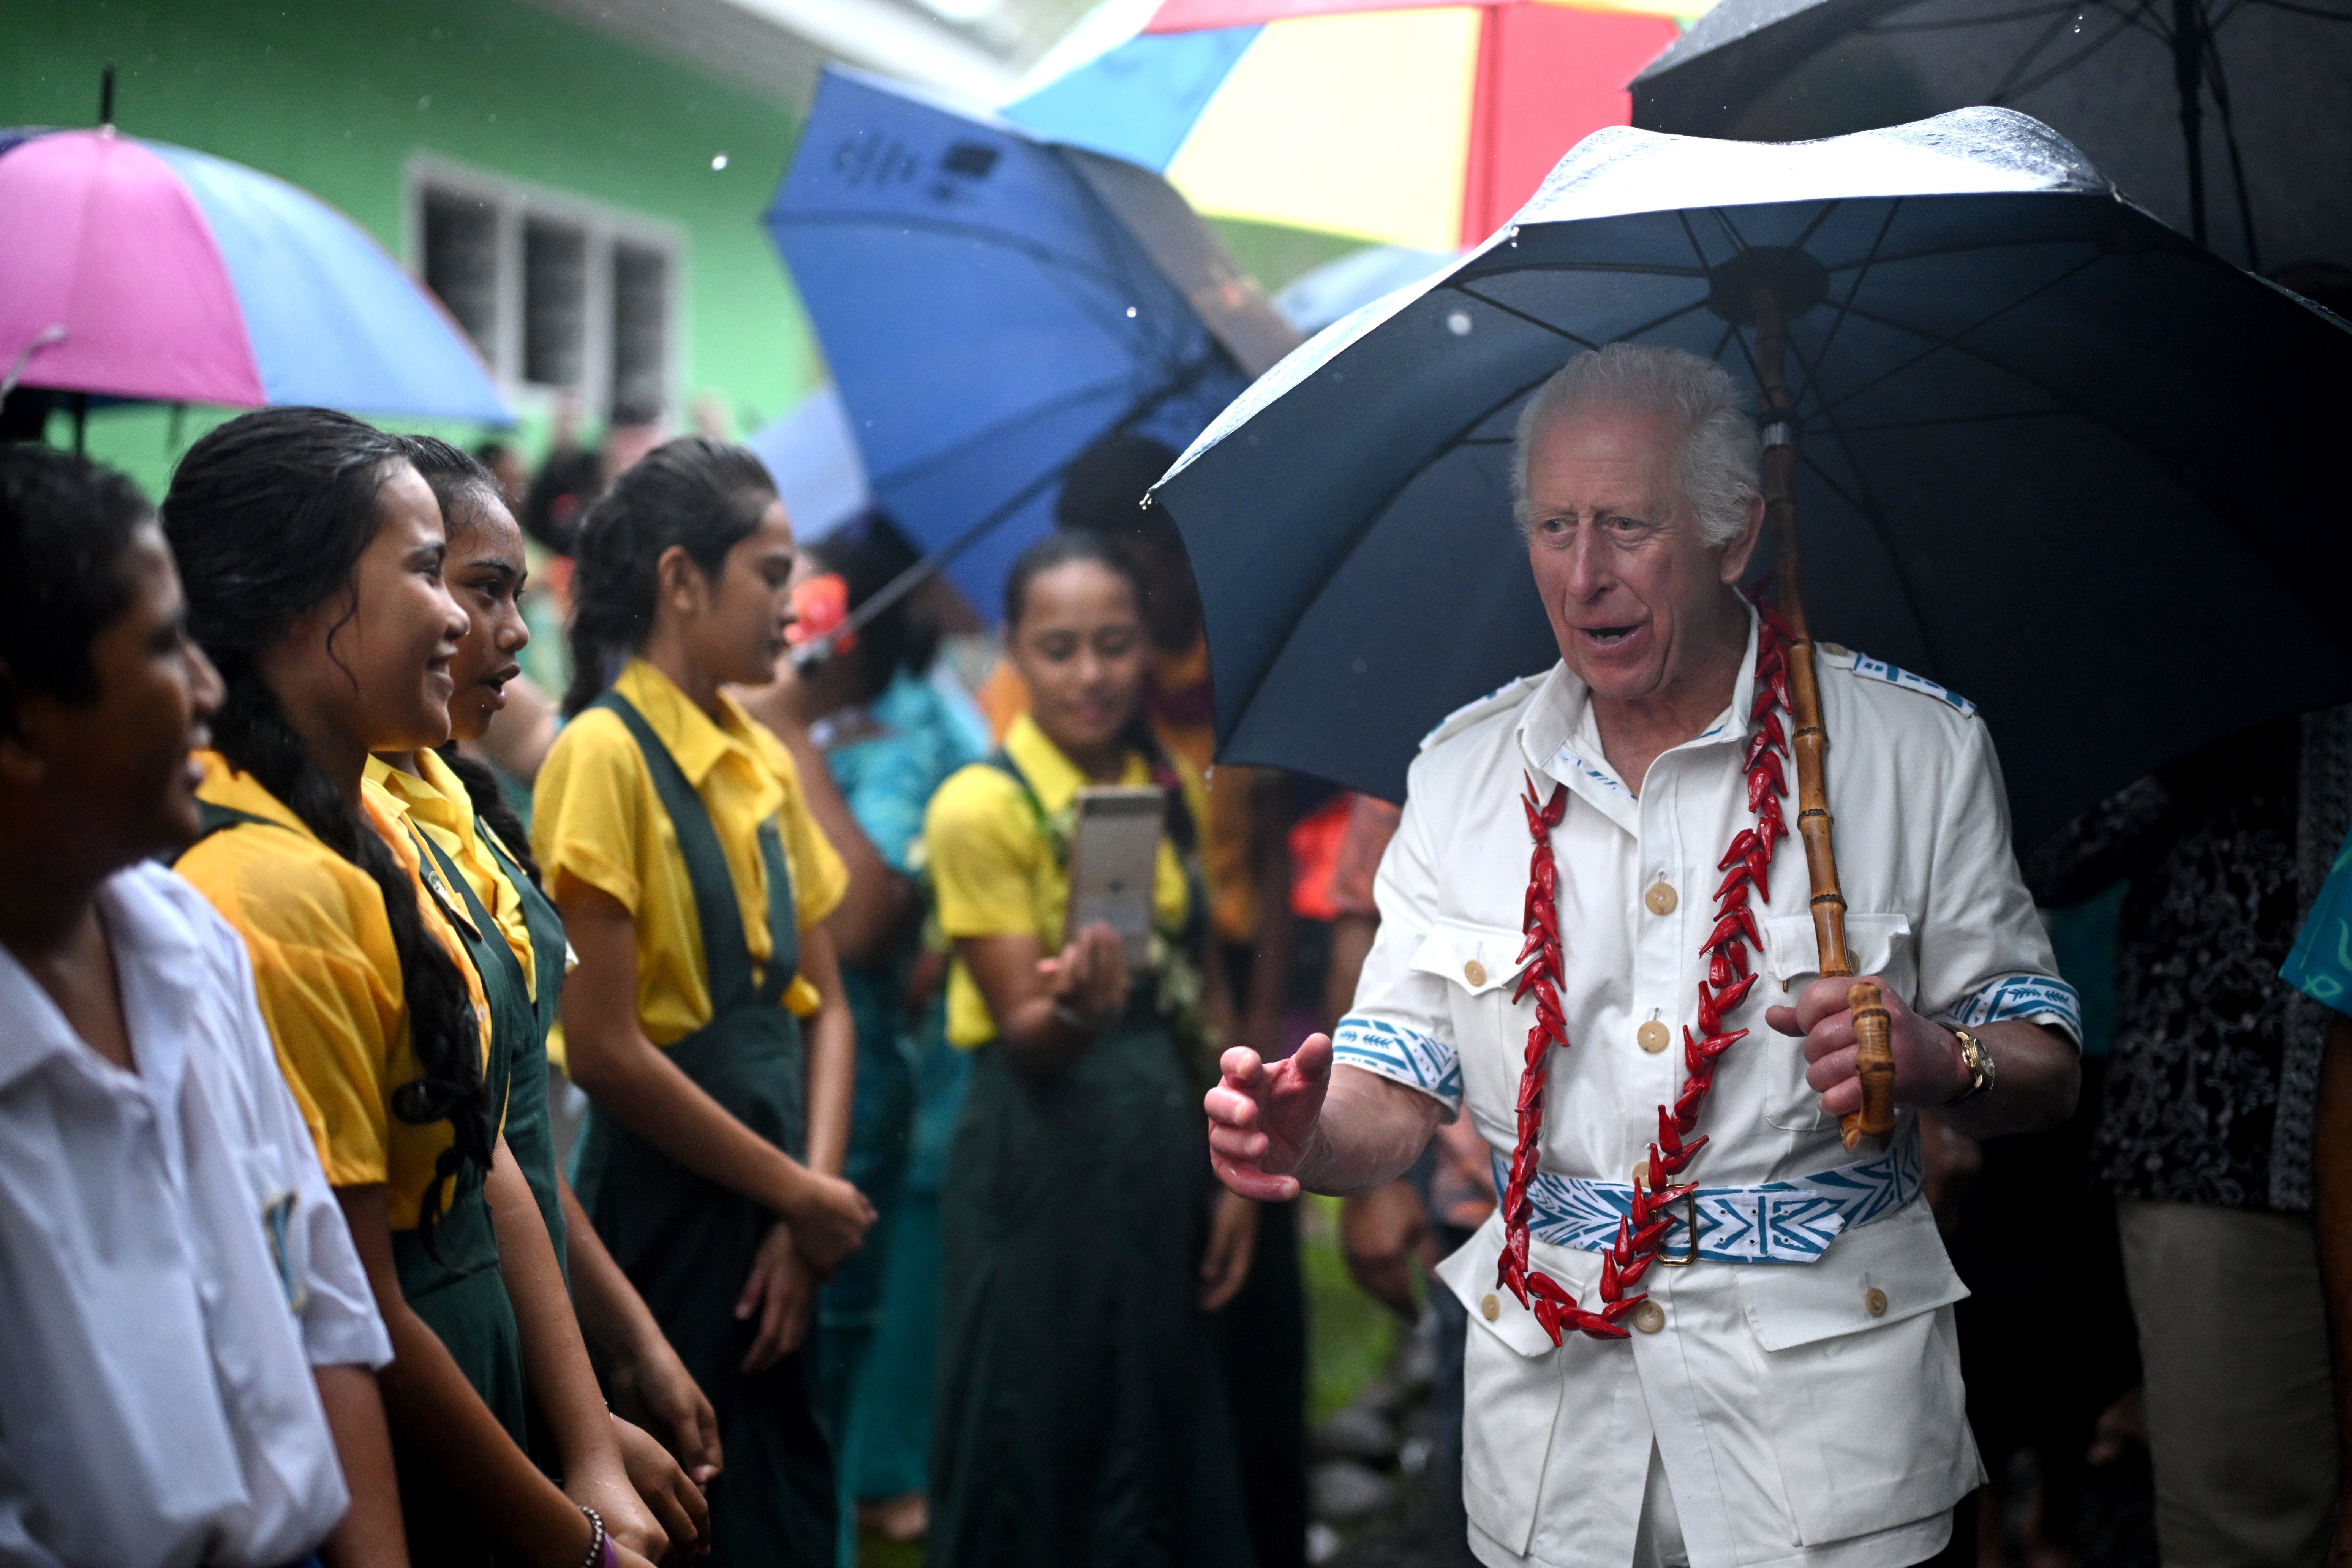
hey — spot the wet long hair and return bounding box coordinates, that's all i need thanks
[0,446,151,729]
[561,436,779,716]
[1002,530,1196,857]
[397,434,542,888]
[163,408,492,1241]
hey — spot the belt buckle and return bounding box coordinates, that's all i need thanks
[1659,1190,1701,1267]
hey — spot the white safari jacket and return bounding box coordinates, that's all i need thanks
[1336,611,2077,1568]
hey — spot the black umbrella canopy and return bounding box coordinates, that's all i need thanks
[1151,109,2352,849]
[1629,0,2352,276]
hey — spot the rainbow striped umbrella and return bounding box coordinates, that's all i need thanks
[1005,0,1693,252]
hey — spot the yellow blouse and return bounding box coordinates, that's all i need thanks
[924,713,1203,1048]
[366,749,539,1002]
[531,659,848,1046]
[178,751,497,1230]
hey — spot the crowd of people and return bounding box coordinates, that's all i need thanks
[0,406,1314,1568]
[6,351,2352,1568]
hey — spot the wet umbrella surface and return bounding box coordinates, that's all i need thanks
[1150,108,2352,847]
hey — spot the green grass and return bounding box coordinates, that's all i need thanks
[1299,1193,1403,1425]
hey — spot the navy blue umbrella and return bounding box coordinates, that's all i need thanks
[766,67,1296,618]
[1149,107,2352,847]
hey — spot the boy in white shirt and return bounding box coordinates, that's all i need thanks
[0,446,403,1568]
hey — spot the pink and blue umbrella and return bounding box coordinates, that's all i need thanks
[0,127,509,422]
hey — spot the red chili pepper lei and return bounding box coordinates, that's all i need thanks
[1491,616,1793,1342]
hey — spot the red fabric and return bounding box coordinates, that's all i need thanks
[1457,4,1680,247]
[1287,793,1355,922]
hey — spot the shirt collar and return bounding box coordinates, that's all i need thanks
[194,748,314,838]
[613,658,783,808]
[0,868,199,1100]
[1001,712,1149,814]
[1517,600,1762,825]
[365,751,477,847]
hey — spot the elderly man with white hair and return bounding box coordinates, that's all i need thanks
[1207,343,2081,1568]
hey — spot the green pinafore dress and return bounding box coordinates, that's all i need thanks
[407,817,577,1479]
[571,692,836,1567]
[928,756,1256,1568]
[185,803,528,1566]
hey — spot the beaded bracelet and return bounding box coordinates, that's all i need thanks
[577,1505,613,1568]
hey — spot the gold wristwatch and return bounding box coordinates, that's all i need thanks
[1944,1027,1995,1106]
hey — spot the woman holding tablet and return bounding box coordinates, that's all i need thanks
[923,531,1257,1568]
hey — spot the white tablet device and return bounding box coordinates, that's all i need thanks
[1065,784,1166,969]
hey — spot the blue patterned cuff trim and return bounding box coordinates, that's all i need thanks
[1332,1014,1462,1110]
[1941,973,2082,1045]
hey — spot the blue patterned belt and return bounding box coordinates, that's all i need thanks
[1493,1132,1923,1265]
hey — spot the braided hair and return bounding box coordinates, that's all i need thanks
[163,408,493,1244]
[1002,530,1197,857]
[395,434,544,888]
[561,435,779,717]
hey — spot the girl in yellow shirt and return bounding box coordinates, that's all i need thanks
[369,436,717,1547]
[533,437,872,1568]
[164,408,663,1568]
[922,532,1257,1568]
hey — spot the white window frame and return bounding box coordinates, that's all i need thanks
[403,153,689,420]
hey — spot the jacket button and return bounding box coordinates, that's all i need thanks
[1481,1293,1500,1321]
[1631,1300,1666,1334]
[1636,1020,1670,1053]
[1865,1287,1888,1317]
[1644,882,1678,916]
[1464,959,1488,987]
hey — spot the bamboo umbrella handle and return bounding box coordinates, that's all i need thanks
[1748,279,1893,1151]
[1847,981,1897,1147]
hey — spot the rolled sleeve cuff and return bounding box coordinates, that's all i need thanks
[1332,1013,1462,1115]
[1938,973,2083,1049]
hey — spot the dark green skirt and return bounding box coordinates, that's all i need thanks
[576,1006,835,1567]
[929,1010,1257,1568]
[392,1174,529,1566]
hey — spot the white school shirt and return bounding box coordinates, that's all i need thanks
[1335,607,2078,1568]
[0,863,392,1568]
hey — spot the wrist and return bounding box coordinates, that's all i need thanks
[1939,1026,1996,1107]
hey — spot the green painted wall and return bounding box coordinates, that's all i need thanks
[5,0,815,496]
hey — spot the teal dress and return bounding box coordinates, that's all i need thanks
[928,754,1255,1568]
[571,692,835,1567]
[815,672,983,1540]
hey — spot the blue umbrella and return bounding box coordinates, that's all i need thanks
[1150,107,2352,846]
[765,66,1296,616]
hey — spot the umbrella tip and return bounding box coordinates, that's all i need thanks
[99,64,115,129]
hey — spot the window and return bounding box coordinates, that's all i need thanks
[409,158,684,419]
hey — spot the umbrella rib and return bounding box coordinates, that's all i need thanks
[1824,407,2071,433]
[1791,201,1842,253]
[1985,2,2107,99]
[1210,361,1567,741]
[1448,286,1606,350]
[2000,5,2154,98]
[1812,250,2107,419]
[1456,260,1713,281]
[1780,333,1948,671]
[1867,2,2077,32]
[1810,200,1905,383]
[1820,293,2200,487]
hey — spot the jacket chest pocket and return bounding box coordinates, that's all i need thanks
[1757,912,1916,1132]
[1408,917,1527,1114]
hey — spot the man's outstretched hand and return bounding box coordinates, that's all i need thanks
[1206,1035,1332,1200]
